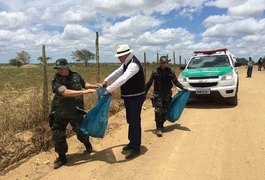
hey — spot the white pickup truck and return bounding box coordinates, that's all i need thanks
[178,48,241,106]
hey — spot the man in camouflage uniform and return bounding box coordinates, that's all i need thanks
[50,58,99,169]
[145,56,187,137]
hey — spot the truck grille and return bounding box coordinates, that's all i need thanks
[189,82,218,87]
[189,76,219,80]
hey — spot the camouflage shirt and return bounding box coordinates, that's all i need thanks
[146,67,183,95]
[51,70,85,112]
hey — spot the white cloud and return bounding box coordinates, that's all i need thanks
[97,0,209,17]
[97,0,165,16]
[203,15,234,28]
[202,18,265,38]
[62,6,96,23]
[103,15,162,39]
[241,34,265,42]
[137,28,194,46]
[0,25,97,62]
[41,7,53,21]
[202,0,265,59]
[0,11,28,30]
[228,0,265,17]
[206,0,265,18]
[206,0,247,8]
[61,24,94,40]
[0,30,12,41]
[190,41,225,50]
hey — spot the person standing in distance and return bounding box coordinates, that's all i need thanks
[50,58,99,169]
[247,57,254,78]
[258,57,262,71]
[103,44,145,159]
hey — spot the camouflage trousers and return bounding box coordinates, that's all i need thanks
[152,91,172,129]
[51,110,90,154]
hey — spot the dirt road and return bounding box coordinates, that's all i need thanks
[1,67,265,180]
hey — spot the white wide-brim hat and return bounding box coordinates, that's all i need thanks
[115,44,134,57]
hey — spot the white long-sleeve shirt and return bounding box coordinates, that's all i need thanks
[104,53,140,93]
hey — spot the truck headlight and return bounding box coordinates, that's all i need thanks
[178,74,187,82]
[221,72,233,81]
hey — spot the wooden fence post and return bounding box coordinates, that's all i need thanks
[42,45,49,120]
[157,53,159,64]
[179,55,182,65]
[95,32,100,83]
[173,51,176,65]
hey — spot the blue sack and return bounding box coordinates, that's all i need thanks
[81,87,112,138]
[166,91,190,123]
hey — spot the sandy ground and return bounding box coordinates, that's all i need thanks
[1,67,265,180]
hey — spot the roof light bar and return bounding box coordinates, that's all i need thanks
[194,48,227,55]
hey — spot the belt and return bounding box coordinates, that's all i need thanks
[121,91,145,98]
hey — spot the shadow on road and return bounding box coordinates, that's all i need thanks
[186,98,237,109]
[145,123,191,135]
[66,144,148,167]
[164,123,191,132]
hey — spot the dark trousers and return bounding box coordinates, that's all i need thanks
[124,95,145,151]
[52,111,90,154]
[247,66,253,77]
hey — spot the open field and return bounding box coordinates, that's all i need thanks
[1,66,265,179]
[0,63,179,172]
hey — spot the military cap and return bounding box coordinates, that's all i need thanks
[54,58,69,69]
[160,56,168,63]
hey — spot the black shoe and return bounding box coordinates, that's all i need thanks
[122,145,132,151]
[54,154,67,169]
[125,150,140,160]
[84,142,93,153]
[156,129,163,137]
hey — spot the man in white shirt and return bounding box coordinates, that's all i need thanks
[103,44,145,159]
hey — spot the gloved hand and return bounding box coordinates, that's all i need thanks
[102,81,108,88]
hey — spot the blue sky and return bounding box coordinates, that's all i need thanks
[0,0,265,64]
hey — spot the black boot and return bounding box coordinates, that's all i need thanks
[156,128,163,137]
[122,144,133,151]
[156,121,163,137]
[84,142,93,153]
[54,153,67,169]
[125,150,140,160]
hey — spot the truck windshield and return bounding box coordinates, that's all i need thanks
[187,55,230,69]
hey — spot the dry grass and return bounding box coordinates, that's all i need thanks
[0,63,180,172]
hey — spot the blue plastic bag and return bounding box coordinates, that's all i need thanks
[81,87,112,138]
[166,91,190,123]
